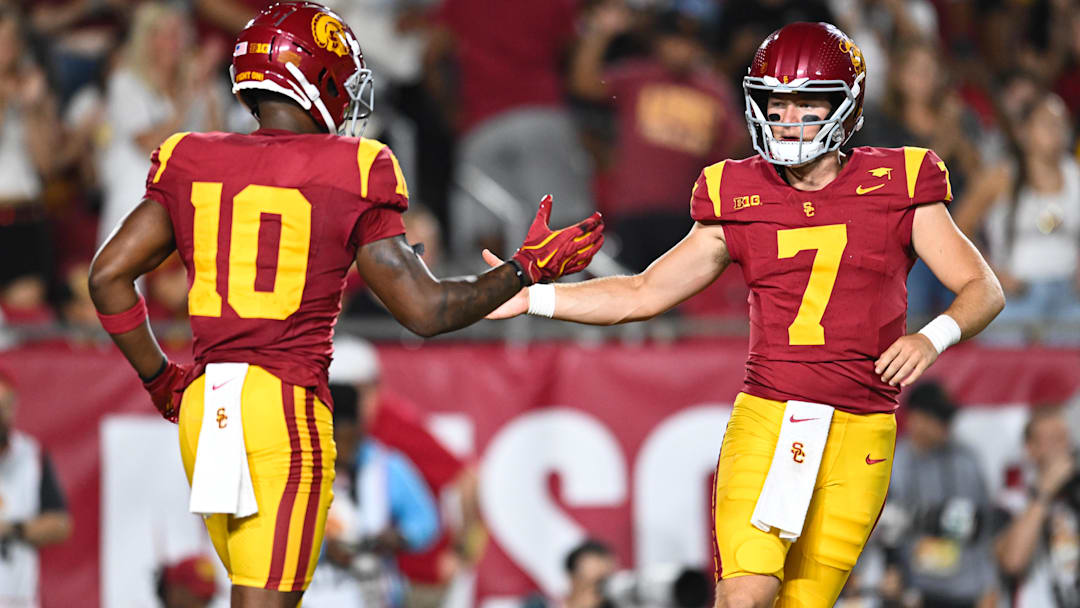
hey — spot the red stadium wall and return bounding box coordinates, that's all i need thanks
[2,340,1078,607]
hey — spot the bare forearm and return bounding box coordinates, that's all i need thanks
[423,265,523,336]
[552,274,657,325]
[22,512,72,547]
[87,271,168,379]
[942,275,1005,340]
[570,31,614,101]
[997,500,1048,576]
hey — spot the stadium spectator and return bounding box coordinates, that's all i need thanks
[563,540,618,608]
[996,406,1080,607]
[827,0,939,109]
[955,91,1080,342]
[24,0,128,105]
[0,370,74,607]
[155,554,218,608]
[329,336,484,608]
[521,538,617,608]
[433,0,594,258]
[97,1,226,244]
[0,6,63,323]
[881,381,998,608]
[304,381,440,608]
[857,39,985,321]
[570,3,744,272]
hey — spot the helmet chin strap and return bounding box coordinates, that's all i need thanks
[284,61,337,133]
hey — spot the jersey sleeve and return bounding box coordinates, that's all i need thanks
[356,139,410,211]
[144,132,191,209]
[689,160,727,222]
[349,206,406,248]
[903,146,953,207]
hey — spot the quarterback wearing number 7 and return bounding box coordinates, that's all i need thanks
[87,3,603,607]
[485,22,1003,608]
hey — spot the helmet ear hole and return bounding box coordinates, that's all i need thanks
[326,76,339,98]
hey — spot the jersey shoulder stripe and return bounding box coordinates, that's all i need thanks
[902,146,952,205]
[151,132,192,183]
[356,138,409,207]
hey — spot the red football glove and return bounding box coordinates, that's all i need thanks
[142,360,190,423]
[511,195,604,285]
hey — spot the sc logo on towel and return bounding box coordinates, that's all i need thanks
[791,442,805,463]
[217,408,228,429]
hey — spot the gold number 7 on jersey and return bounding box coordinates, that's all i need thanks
[188,182,312,320]
[776,224,848,345]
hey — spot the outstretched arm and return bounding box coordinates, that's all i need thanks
[875,202,1005,386]
[357,196,604,337]
[356,236,525,337]
[487,222,731,325]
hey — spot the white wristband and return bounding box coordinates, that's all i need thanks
[526,284,556,318]
[918,314,961,355]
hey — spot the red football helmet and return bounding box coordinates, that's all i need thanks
[744,22,866,166]
[231,2,373,136]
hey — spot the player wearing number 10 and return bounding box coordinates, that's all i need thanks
[87,3,603,607]
[485,22,1004,607]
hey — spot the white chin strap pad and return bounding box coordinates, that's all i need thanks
[768,138,826,165]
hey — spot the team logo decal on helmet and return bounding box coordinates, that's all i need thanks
[230,2,374,137]
[743,22,867,167]
[311,12,349,57]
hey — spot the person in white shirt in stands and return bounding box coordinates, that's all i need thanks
[0,370,73,608]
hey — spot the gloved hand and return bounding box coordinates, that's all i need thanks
[142,360,190,423]
[511,195,604,285]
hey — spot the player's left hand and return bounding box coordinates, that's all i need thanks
[142,360,190,423]
[875,334,938,387]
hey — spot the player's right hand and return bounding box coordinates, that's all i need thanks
[481,249,528,319]
[511,195,604,285]
[142,360,190,423]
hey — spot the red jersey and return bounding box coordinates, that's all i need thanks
[605,59,743,216]
[690,147,952,413]
[144,129,408,403]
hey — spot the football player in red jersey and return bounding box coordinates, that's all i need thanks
[485,22,1004,608]
[86,3,603,607]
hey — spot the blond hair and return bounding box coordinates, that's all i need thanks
[123,2,188,94]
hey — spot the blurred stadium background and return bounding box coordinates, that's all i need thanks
[0,0,1079,607]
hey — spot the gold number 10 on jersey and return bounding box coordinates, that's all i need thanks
[188,182,312,320]
[776,224,848,346]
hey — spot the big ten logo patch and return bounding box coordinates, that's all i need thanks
[217,408,228,429]
[734,195,762,211]
[791,442,806,463]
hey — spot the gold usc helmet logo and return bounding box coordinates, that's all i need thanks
[838,39,865,77]
[311,12,349,57]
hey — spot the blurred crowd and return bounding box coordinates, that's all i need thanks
[0,0,1079,342]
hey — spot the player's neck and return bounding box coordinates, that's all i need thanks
[781,151,845,192]
[257,101,325,135]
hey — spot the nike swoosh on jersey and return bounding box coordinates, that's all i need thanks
[865,454,887,465]
[855,183,885,195]
[788,415,819,423]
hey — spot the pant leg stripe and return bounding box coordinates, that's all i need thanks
[290,389,324,591]
[266,380,302,590]
[711,448,724,581]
